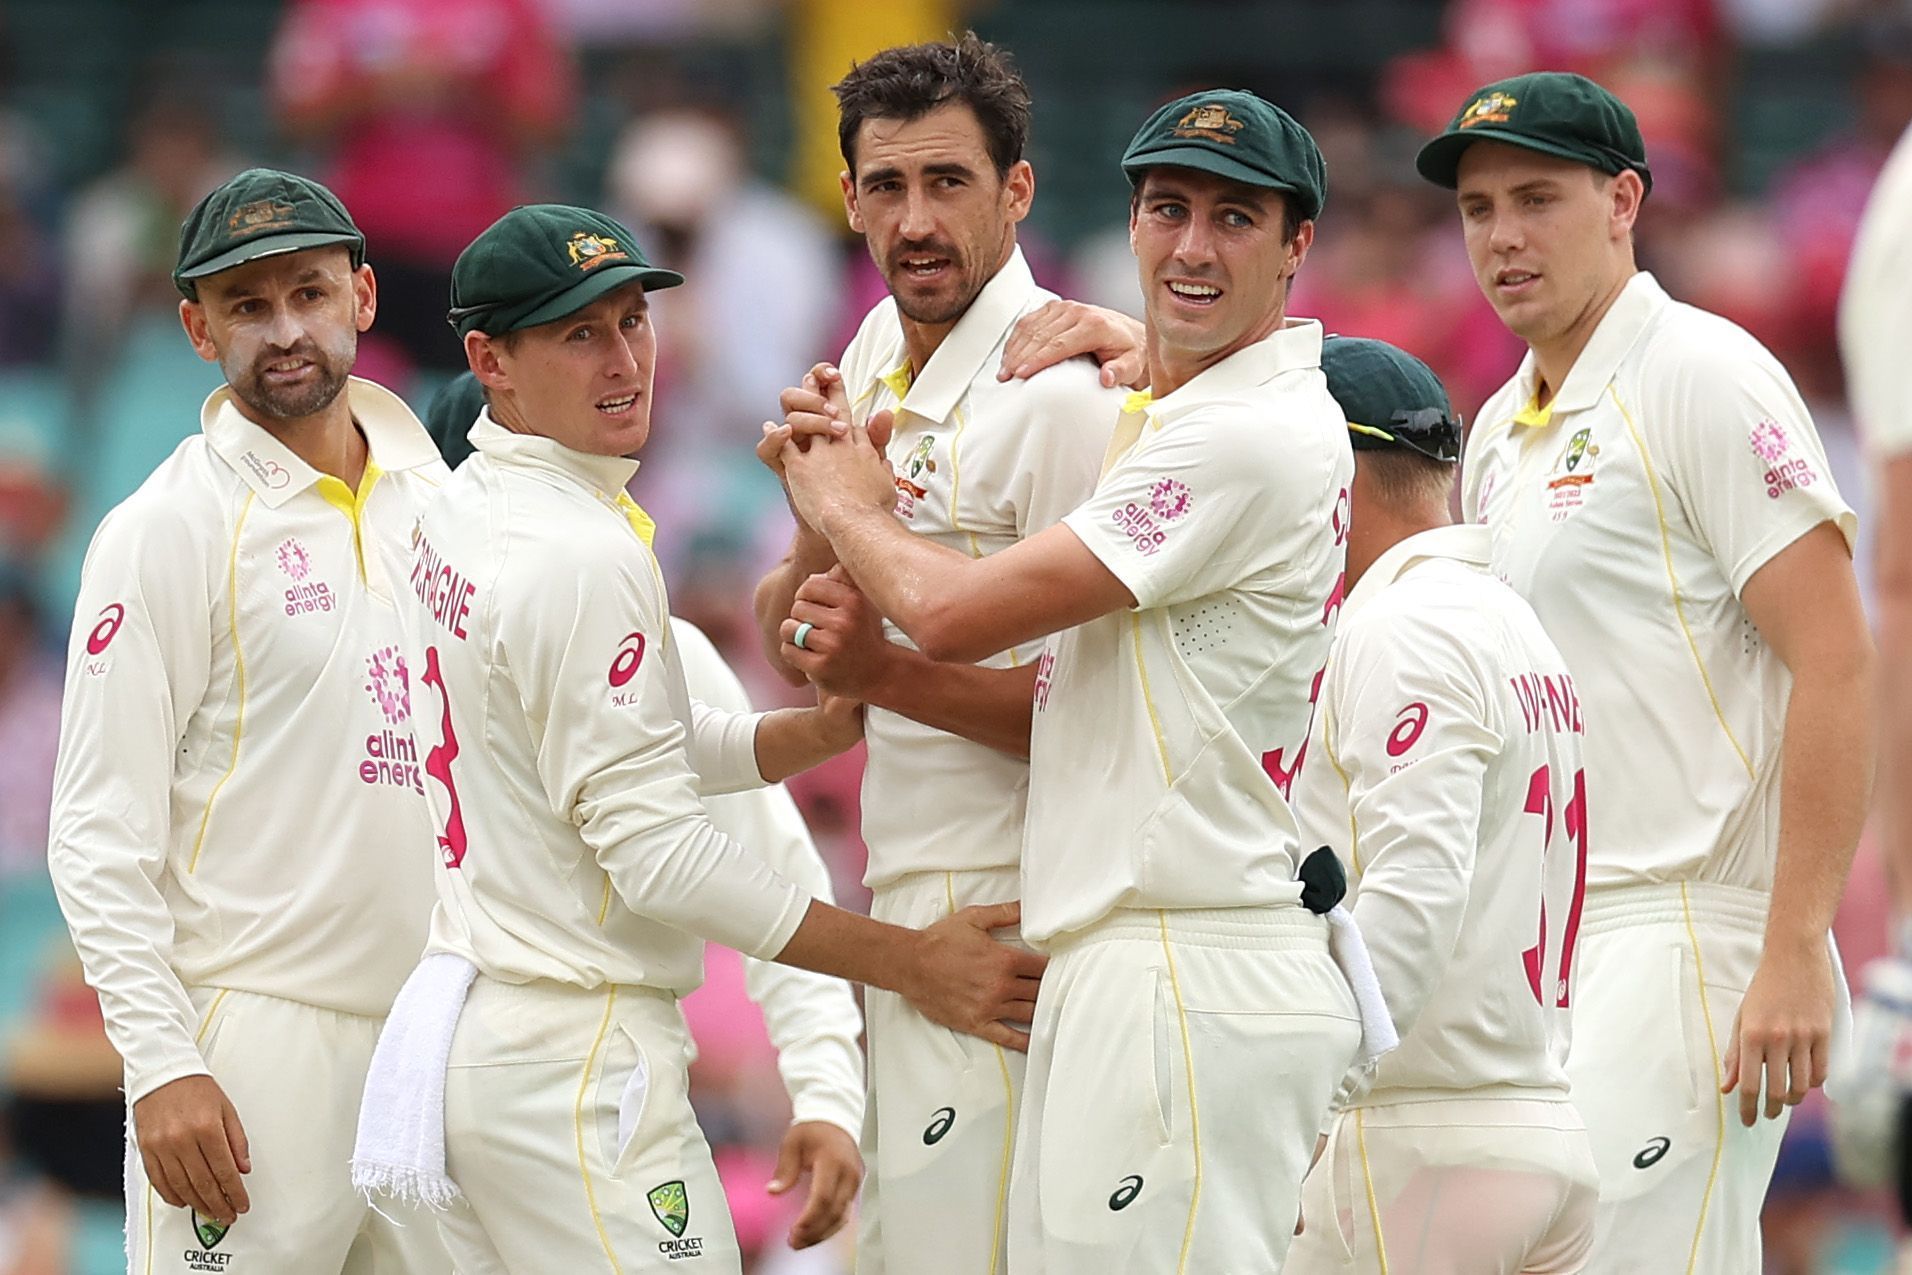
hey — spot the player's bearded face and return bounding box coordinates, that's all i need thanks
[1455,143,1632,347]
[484,283,657,458]
[195,249,369,423]
[1130,170,1304,364]
[845,103,1032,327]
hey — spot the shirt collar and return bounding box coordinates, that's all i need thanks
[1143,318,1325,423]
[1513,271,1667,427]
[868,246,1042,426]
[202,375,441,508]
[1342,523,1490,623]
[467,409,641,499]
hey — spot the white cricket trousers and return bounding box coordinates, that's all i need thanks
[857,865,1025,1275]
[429,976,741,1274]
[125,986,453,1275]
[1006,906,1361,1275]
[1568,882,1785,1274]
[1287,1096,1599,1274]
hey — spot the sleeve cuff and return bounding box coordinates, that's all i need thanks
[124,1054,213,1106]
[789,1085,866,1144]
[1060,510,1153,611]
[741,887,813,963]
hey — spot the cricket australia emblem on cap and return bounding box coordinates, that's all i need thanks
[1459,92,1517,129]
[1172,103,1246,145]
[227,198,298,236]
[566,231,630,270]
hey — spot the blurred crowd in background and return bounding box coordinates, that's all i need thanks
[1,0,1910,1271]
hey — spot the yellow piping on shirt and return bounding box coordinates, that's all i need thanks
[189,493,255,874]
[1130,615,1174,787]
[1611,389,1754,779]
[1680,884,1728,1274]
[315,461,384,583]
[1356,1108,1390,1273]
[575,987,625,1274]
[1157,911,1203,1273]
[947,401,969,532]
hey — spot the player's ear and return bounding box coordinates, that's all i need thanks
[1285,219,1315,280]
[179,298,219,365]
[1608,169,1644,239]
[352,263,377,334]
[841,170,864,234]
[1003,160,1035,224]
[466,331,507,393]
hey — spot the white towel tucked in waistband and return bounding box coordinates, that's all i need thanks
[1324,905,1400,1067]
[351,952,478,1208]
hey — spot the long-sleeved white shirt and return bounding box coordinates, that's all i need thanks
[1292,525,1584,1105]
[48,378,448,1103]
[671,618,864,1140]
[405,413,809,990]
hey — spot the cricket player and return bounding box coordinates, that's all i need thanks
[1838,120,1912,1221]
[356,203,1042,1275]
[751,35,1124,1274]
[1287,336,1599,1274]
[776,90,1393,1273]
[424,369,870,1251]
[1419,72,1873,1271]
[47,169,454,1274]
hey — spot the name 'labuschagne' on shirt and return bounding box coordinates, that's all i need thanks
[1509,671,1584,736]
[411,534,477,640]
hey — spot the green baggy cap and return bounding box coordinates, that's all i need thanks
[1121,88,1327,221]
[449,204,683,338]
[174,168,366,298]
[1321,335,1461,463]
[1415,71,1652,195]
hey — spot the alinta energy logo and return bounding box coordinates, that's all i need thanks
[276,537,312,581]
[365,645,412,725]
[361,646,422,794]
[1148,477,1192,522]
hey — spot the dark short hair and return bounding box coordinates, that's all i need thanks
[833,31,1032,178]
[1355,448,1455,512]
[1131,173,1304,244]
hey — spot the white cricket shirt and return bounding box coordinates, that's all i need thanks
[1293,525,1583,1105]
[405,414,808,992]
[672,617,865,1140]
[49,377,447,1103]
[1464,272,1856,891]
[1840,123,1912,456]
[1023,319,1354,945]
[837,247,1122,888]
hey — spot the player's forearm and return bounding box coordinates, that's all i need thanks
[863,651,1037,759]
[752,706,862,785]
[744,960,867,1137]
[755,531,839,684]
[1768,656,1876,948]
[774,899,925,993]
[818,502,997,662]
[46,833,206,1101]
